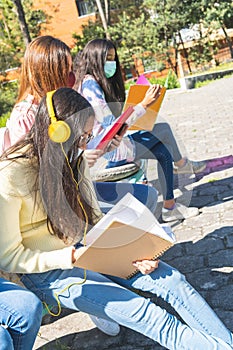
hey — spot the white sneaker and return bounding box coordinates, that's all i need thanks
[89,315,120,336]
[173,159,206,174]
[162,203,199,222]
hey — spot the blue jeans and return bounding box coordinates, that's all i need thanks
[20,261,233,350]
[108,123,183,201]
[132,122,183,201]
[0,278,43,350]
[94,181,158,214]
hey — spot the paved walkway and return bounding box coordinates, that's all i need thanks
[34,76,233,350]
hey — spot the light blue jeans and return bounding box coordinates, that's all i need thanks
[0,278,43,350]
[20,261,233,350]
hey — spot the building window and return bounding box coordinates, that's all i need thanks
[75,0,96,16]
[75,0,143,16]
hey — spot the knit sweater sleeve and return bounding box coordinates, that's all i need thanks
[0,159,74,274]
[81,76,136,162]
[6,95,38,147]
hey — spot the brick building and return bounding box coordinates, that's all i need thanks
[33,0,96,47]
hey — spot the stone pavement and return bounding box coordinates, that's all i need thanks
[34,76,233,350]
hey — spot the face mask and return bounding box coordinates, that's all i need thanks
[104,61,117,78]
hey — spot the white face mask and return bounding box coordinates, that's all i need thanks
[104,60,117,78]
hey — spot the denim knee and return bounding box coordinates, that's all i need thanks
[0,325,14,350]
[151,122,172,138]
[25,293,43,330]
[162,122,172,134]
[18,291,43,332]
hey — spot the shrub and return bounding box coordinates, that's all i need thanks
[0,81,18,127]
[125,71,180,91]
[149,71,180,89]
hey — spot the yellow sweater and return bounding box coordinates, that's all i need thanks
[0,155,102,274]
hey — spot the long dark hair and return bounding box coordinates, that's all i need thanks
[74,38,126,117]
[2,88,100,243]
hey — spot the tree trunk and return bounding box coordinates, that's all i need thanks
[178,31,192,74]
[12,0,31,46]
[221,25,233,59]
[104,0,110,25]
[95,0,111,39]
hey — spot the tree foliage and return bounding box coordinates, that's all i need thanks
[0,0,47,121]
[72,1,160,69]
[0,81,18,126]
[0,0,47,71]
[109,11,159,67]
[201,0,233,58]
[72,0,233,73]
[202,0,233,28]
[72,18,106,57]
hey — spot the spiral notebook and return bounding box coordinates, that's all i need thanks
[74,193,175,279]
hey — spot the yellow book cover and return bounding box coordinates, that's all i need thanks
[124,85,167,131]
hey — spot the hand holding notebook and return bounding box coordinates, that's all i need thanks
[124,72,170,131]
[124,84,166,131]
[73,193,176,279]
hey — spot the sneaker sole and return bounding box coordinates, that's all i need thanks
[162,215,183,222]
[89,315,120,336]
[173,163,206,175]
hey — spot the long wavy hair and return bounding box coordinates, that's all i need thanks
[2,88,100,244]
[74,38,126,117]
[17,35,72,104]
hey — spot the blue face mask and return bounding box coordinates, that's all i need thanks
[104,61,117,78]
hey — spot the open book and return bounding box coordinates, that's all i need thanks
[95,106,134,150]
[74,193,175,279]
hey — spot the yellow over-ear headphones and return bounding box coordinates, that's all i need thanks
[46,90,71,143]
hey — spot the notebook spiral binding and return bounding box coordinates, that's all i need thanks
[126,244,171,280]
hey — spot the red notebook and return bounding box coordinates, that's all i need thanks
[96,106,134,150]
